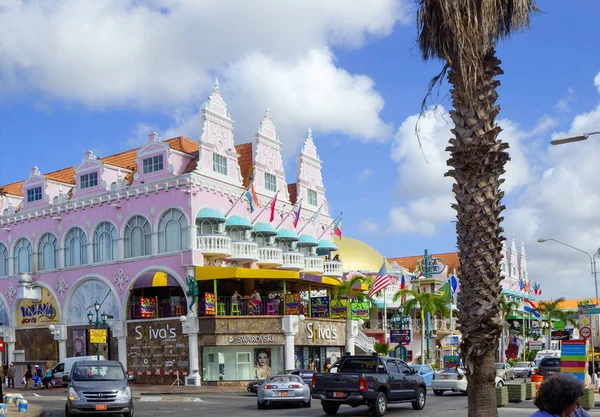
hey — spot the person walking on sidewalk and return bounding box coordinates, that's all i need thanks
[7,363,15,388]
[24,364,33,389]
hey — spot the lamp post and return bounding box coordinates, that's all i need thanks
[550,131,600,146]
[87,301,108,360]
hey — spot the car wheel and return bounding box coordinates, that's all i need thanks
[412,388,426,410]
[370,392,387,417]
[322,401,340,415]
[302,397,311,408]
[433,389,444,396]
[65,404,71,417]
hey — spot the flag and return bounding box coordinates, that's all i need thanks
[524,297,541,318]
[334,215,343,238]
[293,201,302,228]
[437,279,452,302]
[312,206,322,230]
[368,261,390,297]
[519,277,524,291]
[450,274,458,294]
[245,182,259,213]
[269,191,279,222]
[400,273,406,290]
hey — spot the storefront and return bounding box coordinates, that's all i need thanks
[294,318,345,372]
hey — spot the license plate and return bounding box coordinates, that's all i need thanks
[279,391,288,396]
[95,404,107,411]
[443,376,448,379]
[334,392,344,398]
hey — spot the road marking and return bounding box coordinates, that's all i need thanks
[138,397,204,402]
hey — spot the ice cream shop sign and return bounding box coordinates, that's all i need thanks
[16,290,60,327]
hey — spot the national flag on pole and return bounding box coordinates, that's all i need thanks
[519,277,524,291]
[312,207,322,230]
[334,215,343,238]
[293,201,302,228]
[524,297,541,318]
[245,182,259,213]
[269,191,279,222]
[400,273,406,290]
[437,279,452,302]
[368,261,390,297]
[450,274,458,295]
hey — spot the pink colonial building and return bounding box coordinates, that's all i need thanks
[0,82,353,385]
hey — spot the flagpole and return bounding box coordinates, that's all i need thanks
[317,211,344,240]
[383,286,388,345]
[251,191,279,224]
[297,204,324,234]
[224,183,251,217]
[275,198,303,229]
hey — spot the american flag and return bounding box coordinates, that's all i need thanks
[368,261,390,297]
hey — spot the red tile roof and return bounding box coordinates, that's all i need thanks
[388,252,460,274]
[236,143,253,188]
[288,183,297,205]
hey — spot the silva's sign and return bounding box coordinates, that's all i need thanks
[16,290,60,327]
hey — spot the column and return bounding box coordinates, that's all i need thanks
[6,328,16,364]
[345,318,356,355]
[109,321,128,370]
[182,314,200,386]
[282,316,300,370]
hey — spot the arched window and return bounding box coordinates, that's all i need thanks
[227,226,245,241]
[157,208,188,253]
[13,238,32,274]
[38,233,59,271]
[65,227,88,267]
[124,215,152,258]
[93,222,118,263]
[0,243,8,276]
[198,219,218,235]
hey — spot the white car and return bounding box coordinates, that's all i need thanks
[432,367,505,396]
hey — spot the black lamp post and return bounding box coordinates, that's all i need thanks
[87,301,108,360]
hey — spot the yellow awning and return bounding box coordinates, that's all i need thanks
[195,267,299,281]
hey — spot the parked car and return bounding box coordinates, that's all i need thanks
[513,361,536,377]
[537,357,561,377]
[432,367,504,396]
[409,364,435,387]
[247,379,265,395]
[53,355,106,386]
[257,374,311,409]
[311,355,427,416]
[282,369,315,386]
[494,363,515,380]
[64,360,134,417]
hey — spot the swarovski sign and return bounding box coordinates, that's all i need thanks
[228,335,275,344]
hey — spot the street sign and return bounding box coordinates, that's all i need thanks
[529,340,543,351]
[89,329,107,344]
[579,307,600,315]
[390,329,411,345]
[579,317,590,327]
[580,326,592,339]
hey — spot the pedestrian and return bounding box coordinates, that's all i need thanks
[308,358,315,371]
[24,364,32,389]
[7,362,15,388]
[531,373,585,417]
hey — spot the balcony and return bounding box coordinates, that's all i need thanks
[229,241,259,262]
[323,261,343,277]
[197,235,232,258]
[257,246,283,267]
[304,257,324,274]
[280,252,305,270]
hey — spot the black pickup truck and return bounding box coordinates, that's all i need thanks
[311,355,427,416]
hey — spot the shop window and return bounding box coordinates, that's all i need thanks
[13,238,32,274]
[93,221,118,263]
[0,242,8,276]
[157,208,188,253]
[37,232,59,271]
[124,215,152,258]
[64,227,88,267]
[202,346,282,382]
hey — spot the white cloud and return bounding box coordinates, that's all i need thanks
[358,219,379,234]
[0,0,404,150]
[554,88,575,112]
[358,168,374,184]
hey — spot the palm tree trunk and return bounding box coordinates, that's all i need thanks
[448,50,510,417]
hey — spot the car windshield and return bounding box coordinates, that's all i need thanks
[73,365,125,381]
[515,362,530,367]
[267,375,301,384]
[494,364,504,369]
[338,359,378,372]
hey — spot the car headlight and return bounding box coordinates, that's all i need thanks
[121,387,131,400]
[68,387,80,401]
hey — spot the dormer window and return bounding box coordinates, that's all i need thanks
[26,187,42,202]
[265,173,277,192]
[212,154,227,175]
[80,172,98,189]
[143,155,164,174]
[308,189,317,206]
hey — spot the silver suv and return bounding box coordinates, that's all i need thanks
[64,360,135,417]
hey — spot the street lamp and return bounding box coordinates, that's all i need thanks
[88,301,108,360]
[550,131,600,146]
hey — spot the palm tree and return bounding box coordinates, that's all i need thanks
[535,298,573,350]
[498,295,520,363]
[415,2,538,414]
[331,275,371,354]
[393,287,449,364]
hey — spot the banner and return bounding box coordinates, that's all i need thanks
[72,329,87,356]
[285,293,300,315]
[444,355,460,369]
[390,329,411,345]
[330,300,347,319]
[16,289,60,327]
[310,297,329,318]
[350,302,370,320]
[560,340,587,382]
[140,297,157,318]
[204,292,216,316]
[89,329,107,344]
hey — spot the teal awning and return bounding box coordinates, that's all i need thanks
[196,208,226,222]
[317,239,338,255]
[253,222,278,235]
[298,234,319,246]
[277,228,299,241]
[225,215,253,229]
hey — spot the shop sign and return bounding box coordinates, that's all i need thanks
[390,329,411,345]
[529,340,543,351]
[127,321,188,374]
[227,335,276,344]
[444,355,460,369]
[350,302,370,320]
[552,330,571,341]
[89,329,107,344]
[330,300,347,319]
[310,297,329,318]
[140,297,157,318]
[285,293,300,315]
[307,322,338,341]
[16,289,60,327]
[204,292,216,316]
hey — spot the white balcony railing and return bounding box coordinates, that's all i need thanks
[280,252,305,270]
[304,257,324,273]
[356,328,376,353]
[197,235,231,257]
[230,241,259,261]
[257,246,283,267]
[323,261,343,277]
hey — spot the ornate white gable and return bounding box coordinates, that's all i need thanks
[74,150,103,174]
[136,131,171,158]
[296,128,328,215]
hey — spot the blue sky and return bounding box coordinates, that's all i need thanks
[1,1,600,299]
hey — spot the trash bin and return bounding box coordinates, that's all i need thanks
[17,399,28,413]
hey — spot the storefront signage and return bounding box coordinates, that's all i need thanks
[560,340,587,382]
[16,289,60,327]
[444,355,460,369]
[529,340,543,351]
[331,300,347,319]
[552,330,571,341]
[307,322,338,341]
[296,320,345,346]
[140,297,157,318]
[310,297,329,318]
[285,293,300,315]
[204,292,216,316]
[227,335,276,344]
[127,321,188,375]
[350,302,370,320]
[390,329,411,345]
[89,329,107,344]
